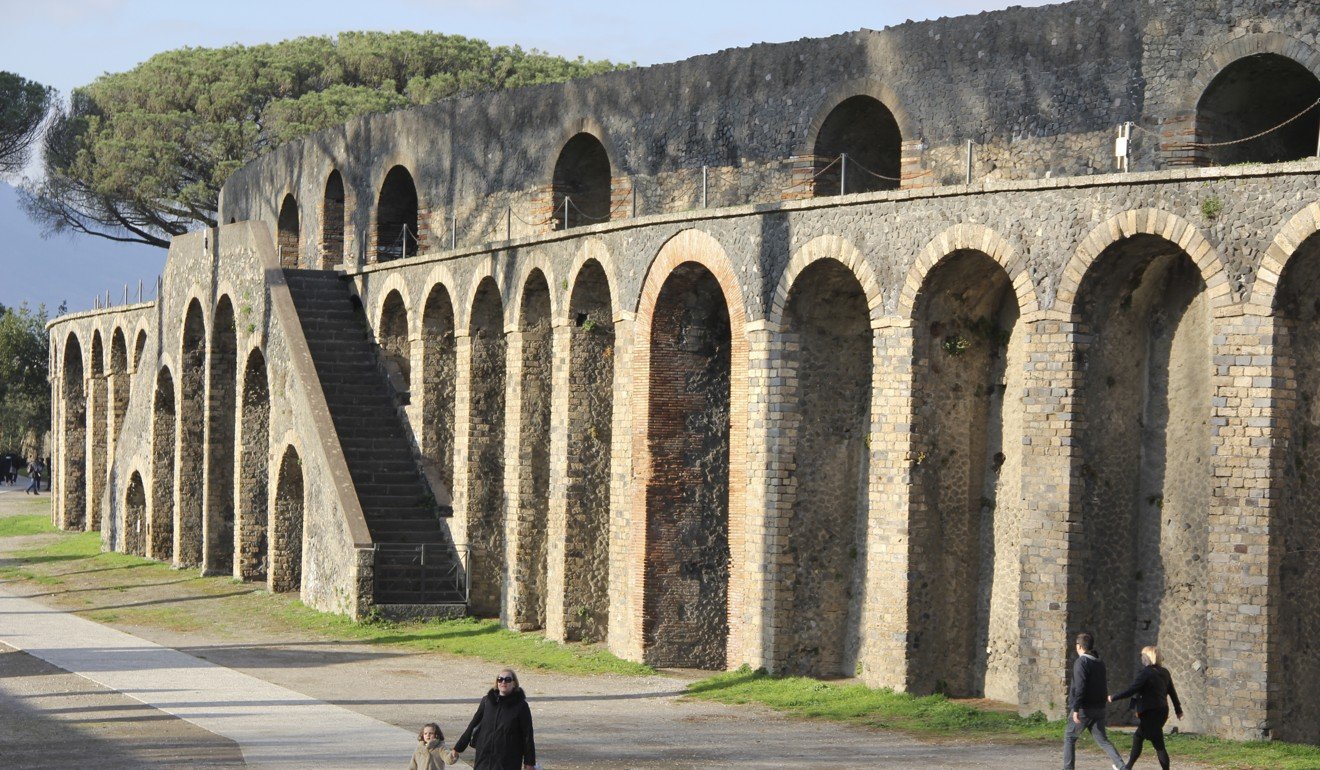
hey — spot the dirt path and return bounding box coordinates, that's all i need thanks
[0,493,1167,769]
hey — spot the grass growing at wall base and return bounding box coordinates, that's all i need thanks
[686,667,1320,770]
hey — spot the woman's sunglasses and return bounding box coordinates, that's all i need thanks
[496,676,515,684]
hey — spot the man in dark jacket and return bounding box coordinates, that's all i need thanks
[452,668,536,770]
[1063,633,1125,770]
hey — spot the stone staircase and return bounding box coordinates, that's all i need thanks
[283,269,465,609]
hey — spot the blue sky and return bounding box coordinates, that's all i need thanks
[0,0,1052,313]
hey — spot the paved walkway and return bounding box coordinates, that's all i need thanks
[0,587,459,769]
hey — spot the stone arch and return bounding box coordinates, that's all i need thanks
[1055,210,1230,320]
[511,259,562,329]
[109,328,129,455]
[60,334,87,530]
[633,228,749,669]
[151,366,175,561]
[512,268,553,629]
[906,243,1027,700]
[86,330,107,531]
[376,165,419,262]
[206,296,238,575]
[560,239,622,325]
[769,255,873,678]
[1068,225,1215,730]
[1186,34,1320,167]
[124,471,147,557]
[552,132,612,229]
[177,299,207,567]
[321,169,346,268]
[238,348,270,583]
[811,95,902,195]
[900,225,1040,321]
[466,275,507,617]
[132,328,148,372]
[1262,205,1320,742]
[277,193,300,268]
[270,444,304,594]
[769,235,884,331]
[563,257,615,642]
[421,280,457,494]
[377,289,411,395]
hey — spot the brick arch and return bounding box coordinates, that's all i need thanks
[632,227,750,669]
[372,159,425,262]
[419,265,462,325]
[542,118,620,181]
[1055,209,1230,321]
[899,224,1040,321]
[803,78,919,155]
[1178,32,1320,113]
[768,234,884,332]
[461,268,511,333]
[371,274,413,335]
[562,238,622,325]
[1249,201,1320,313]
[511,258,562,329]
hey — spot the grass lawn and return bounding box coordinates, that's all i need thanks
[0,498,649,678]
[686,668,1320,770]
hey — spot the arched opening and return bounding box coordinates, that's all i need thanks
[1271,230,1320,743]
[238,350,270,582]
[133,330,148,371]
[812,95,902,196]
[378,291,411,395]
[109,329,129,456]
[321,170,346,268]
[278,194,300,268]
[206,297,238,576]
[564,260,614,642]
[467,277,506,617]
[552,133,611,230]
[151,367,175,561]
[773,259,872,678]
[61,336,86,530]
[177,300,207,567]
[908,251,1024,698]
[1197,54,1320,166]
[1072,234,1212,730]
[124,472,146,557]
[376,165,419,261]
[644,261,731,669]
[87,331,107,531]
[513,270,552,630]
[271,445,304,594]
[422,285,457,493]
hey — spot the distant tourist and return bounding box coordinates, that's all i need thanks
[1063,632,1126,770]
[407,722,453,770]
[450,667,537,770]
[1109,645,1183,770]
[25,459,42,495]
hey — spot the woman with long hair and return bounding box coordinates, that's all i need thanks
[1109,645,1183,770]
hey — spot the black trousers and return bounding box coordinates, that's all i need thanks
[1128,707,1170,769]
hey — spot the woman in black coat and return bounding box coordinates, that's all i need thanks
[1108,645,1183,770]
[451,668,536,770]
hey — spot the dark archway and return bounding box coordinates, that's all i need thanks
[564,260,614,642]
[376,166,419,261]
[467,277,507,617]
[109,329,129,455]
[1271,230,1320,743]
[378,291,411,395]
[133,330,148,371]
[278,194,300,268]
[125,472,147,557]
[61,335,87,530]
[151,367,175,561]
[908,251,1024,698]
[774,259,873,678]
[321,170,346,268]
[178,300,207,567]
[552,133,611,229]
[422,285,457,493]
[271,445,304,593]
[643,261,731,669]
[206,297,238,576]
[239,350,270,582]
[813,95,902,196]
[1197,54,1320,166]
[1072,235,1212,730]
[87,331,107,531]
[513,270,552,630]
